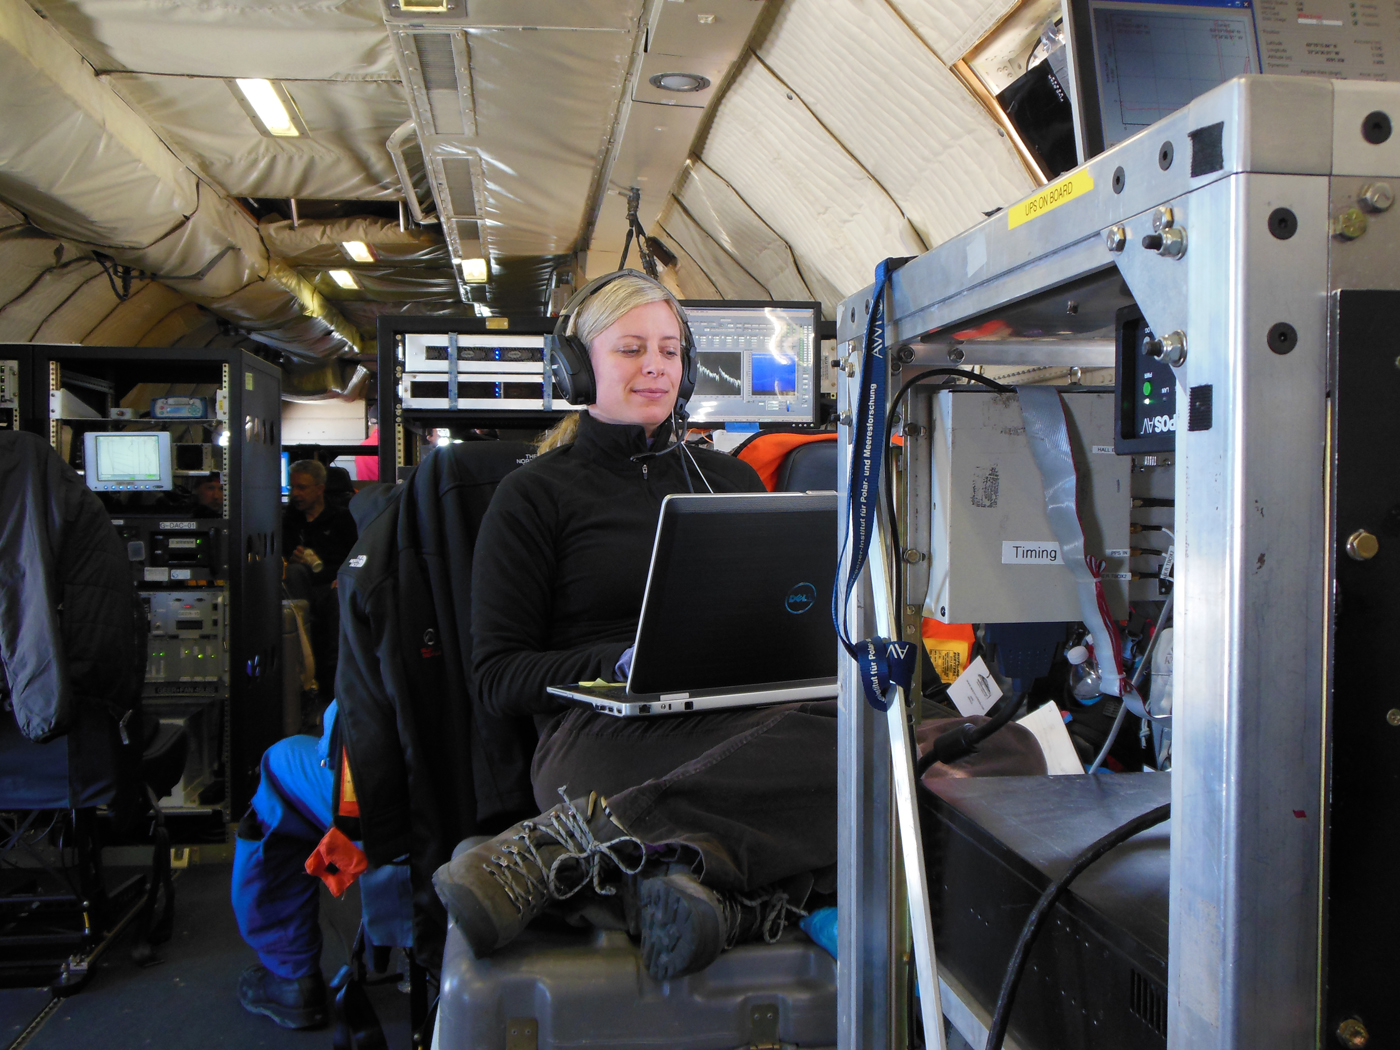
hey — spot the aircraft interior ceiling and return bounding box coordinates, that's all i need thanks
[0,0,1036,387]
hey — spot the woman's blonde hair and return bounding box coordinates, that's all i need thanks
[536,271,687,453]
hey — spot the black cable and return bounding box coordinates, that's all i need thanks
[914,692,1023,776]
[983,802,1172,1050]
[881,368,1012,640]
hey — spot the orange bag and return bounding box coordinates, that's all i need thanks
[921,618,976,684]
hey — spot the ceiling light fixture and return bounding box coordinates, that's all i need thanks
[327,270,359,290]
[460,258,488,283]
[341,240,376,263]
[649,72,711,92]
[233,78,302,138]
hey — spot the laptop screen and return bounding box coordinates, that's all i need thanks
[628,492,838,694]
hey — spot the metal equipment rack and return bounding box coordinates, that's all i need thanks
[835,76,1400,1049]
[375,314,562,481]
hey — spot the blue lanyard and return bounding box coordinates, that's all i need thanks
[833,259,916,712]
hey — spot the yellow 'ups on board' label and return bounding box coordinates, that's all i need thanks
[1008,170,1094,229]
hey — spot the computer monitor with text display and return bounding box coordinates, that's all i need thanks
[680,301,821,426]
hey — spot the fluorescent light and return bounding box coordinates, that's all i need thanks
[235,79,300,138]
[460,258,488,283]
[327,270,359,290]
[342,240,375,263]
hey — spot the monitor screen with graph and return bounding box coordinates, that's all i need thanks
[1085,0,1260,151]
[679,301,821,425]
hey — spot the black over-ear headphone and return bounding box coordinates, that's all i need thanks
[548,269,697,410]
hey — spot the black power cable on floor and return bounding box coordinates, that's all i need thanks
[983,801,1172,1050]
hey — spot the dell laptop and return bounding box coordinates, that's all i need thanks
[547,491,839,717]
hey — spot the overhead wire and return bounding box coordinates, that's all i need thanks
[882,367,1012,642]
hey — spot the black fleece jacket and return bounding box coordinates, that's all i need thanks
[471,412,765,726]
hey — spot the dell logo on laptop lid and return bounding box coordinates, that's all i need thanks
[785,582,817,614]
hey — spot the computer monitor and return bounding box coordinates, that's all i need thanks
[1069,0,1261,157]
[82,430,173,492]
[680,301,820,426]
[281,451,291,496]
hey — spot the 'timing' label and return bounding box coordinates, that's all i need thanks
[1002,541,1062,565]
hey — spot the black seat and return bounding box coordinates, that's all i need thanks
[775,438,838,492]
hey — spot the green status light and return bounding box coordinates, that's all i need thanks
[1142,381,1152,395]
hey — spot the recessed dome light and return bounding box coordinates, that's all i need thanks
[649,72,711,93]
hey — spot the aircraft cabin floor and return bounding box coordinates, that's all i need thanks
[2,863,412,1050]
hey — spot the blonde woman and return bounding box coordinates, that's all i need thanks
[436,271,837,980]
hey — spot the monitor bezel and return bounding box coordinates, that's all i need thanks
[678,299,823,427]
[83,429,174,491]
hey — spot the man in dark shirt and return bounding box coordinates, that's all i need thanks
[282,460,357,697]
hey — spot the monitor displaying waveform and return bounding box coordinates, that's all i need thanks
[750,351,798,396]
[694,352,743,397]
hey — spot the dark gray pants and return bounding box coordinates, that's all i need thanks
[530,701,837,893]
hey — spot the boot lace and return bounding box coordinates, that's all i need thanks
[483,788,647,915]
[723,888,809,948]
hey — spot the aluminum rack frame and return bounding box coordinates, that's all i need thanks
[835,74,1400,1050]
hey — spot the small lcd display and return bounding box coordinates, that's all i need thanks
[83,431,173,491]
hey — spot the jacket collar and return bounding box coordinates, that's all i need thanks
[573,411,676,466]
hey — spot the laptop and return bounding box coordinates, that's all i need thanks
[547,491,839,717]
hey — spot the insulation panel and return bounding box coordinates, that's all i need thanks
[107,75,410,201]
[757,0,1035,251]
[699,59,926,307]
[889,0,1024,66]
[658,203,770,300]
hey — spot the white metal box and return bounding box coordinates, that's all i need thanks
[924,390,1130,624]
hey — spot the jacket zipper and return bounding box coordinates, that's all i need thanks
[641,462,648,480]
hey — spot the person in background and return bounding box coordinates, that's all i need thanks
[282,460,357,696]
[190,473,223,518]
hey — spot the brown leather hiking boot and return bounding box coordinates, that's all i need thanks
[433,789,646,957]
[638,872,808,980]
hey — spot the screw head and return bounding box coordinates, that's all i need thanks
[896,345,915,363]
[1104,225,1127,252]
[1359,182,1394,212]
[1333,207,1369,240]
[1386,709,1400,726]
[1346,529,1379,561]
[903,549,924,564]
[948,346,966,363]
[1337,1017,1369,1048]
[1153,206,1175,232]
[837,410,853,427]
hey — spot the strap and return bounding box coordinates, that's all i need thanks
[833,258,917,711]
[1016,386,1128,700]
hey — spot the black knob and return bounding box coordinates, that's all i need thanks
[1142,233,1165,251]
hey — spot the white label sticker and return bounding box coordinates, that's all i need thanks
[348,555,367,568]
[144,567,170,582]
[947,656,1004,716]
[1105,548,1131,558]
[170,569,192,580]
[1103,572,1133,580]
[1002,541,1062,565]
[1161,545,1175,580]
[159,521,198,530]
[1092,445,1115,454]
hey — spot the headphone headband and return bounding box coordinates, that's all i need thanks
[548,269,696,409]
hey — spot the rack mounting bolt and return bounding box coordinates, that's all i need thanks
[838,410,852,427]
[903,549,925,564]
[1386,709,1400,726]
[1346,529,1379,561]
[1152,206,1175,232]
[1359,181,1394,213]
[1104,225,1127,252]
